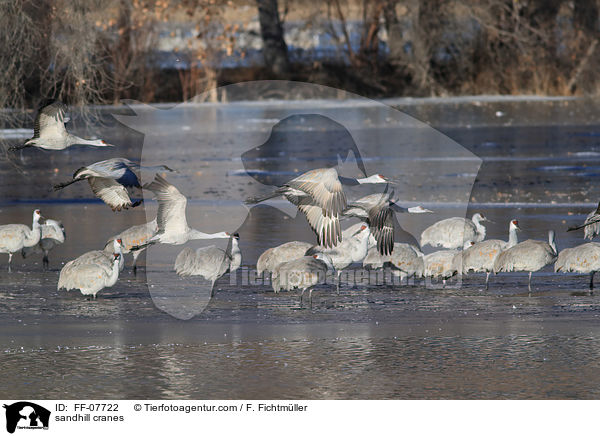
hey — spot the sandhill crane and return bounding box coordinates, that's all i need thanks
[257,241,313,276]
[61,239,125,284]
[55,158,143,211]
[567,201,600,239]
[272,253,335,309]
[454,219,520,290]
[420,213,490,249]
[9,100,114,151]
[137,175,230,247]
[106,219,157,275]
[306,224,371,293]
[493,230,557,294]
[245,167,387,248]
[0,209,44,271]
[58,253,121,299]
[174,233,241,296]
[555,242,600,292]
[423,241,474,284]
[343,190,432,255]
[363,243,424,280]
[21,218,66,270]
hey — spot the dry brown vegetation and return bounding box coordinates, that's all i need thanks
[0,0,598,119]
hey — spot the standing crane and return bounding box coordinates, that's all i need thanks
[493,230,557,294]
[420,213,490,249]
[555,242,600,292]
[106,219,157,275]
[0,209,44,271]
[21,218,66,270]
[454,219,520,290]
[58,253,121,299]
[174,233,241,297]
[272,253,335,309]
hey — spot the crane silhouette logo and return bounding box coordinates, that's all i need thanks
[115,81,481,319]
[3,402,50,433]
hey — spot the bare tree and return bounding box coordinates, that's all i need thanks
[256,0,290,76]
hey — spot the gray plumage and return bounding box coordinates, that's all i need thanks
[363,243,424,279]
[555,242,600,291]
[256,241,313,276]
[10,100,113,151]
[420,213,489,249]
[21,218,66,270]
[493,230,557,293]
[54,158,145,211]
[567,201,600,239]
[106,219,157,274]
[58,253,121,298]
[174,234,241,296]
[271,252,334,308]
[245,168,387,248]
[142,174,229,246]
[0,209,44,271]
[454,219,520,289]
[306,224,371,293]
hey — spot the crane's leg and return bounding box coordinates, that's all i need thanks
[528,271,532,296]
[7,253,12,273]
[485,272,490,291]
[590,271,595,293]
[132,251,141,276]
[42,251,49,271]
[300,289,306,308]
[309,288,314,310]
[336,270,341,295]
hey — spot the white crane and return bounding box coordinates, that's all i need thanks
[138,174,230,247]
[257,241,313,277]
[58,253,121,299]
[21,218,66,270]
[493,230,557,294]
[306,224,371,293]
[272,253,335,309]
[9,100,114,151]
[420,213,490,249]
[245,167,387,248]
[555,242,600,292]
[343,190,432,255]
[454,219,520,290]
[106,219,157,275]
[0,209,44,271]
[53,158,170,211]
[363,243,424,280]
[174,233,241,297]
[567,201,600,240]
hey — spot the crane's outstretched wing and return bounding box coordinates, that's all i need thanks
[143,174,188,235]
[34,101,69,140]
[88,177,134,211]
[286,168,347,217]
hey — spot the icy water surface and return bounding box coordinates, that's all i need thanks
[2,95,600,399]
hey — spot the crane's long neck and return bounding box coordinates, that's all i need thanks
[24,217,42,247]
[338,175,382,185]
[188,229,230,240]
[507,226,518,248]
[473,216,486,238]
[67,135,109,147]
[548,230,557,254]
[107,260,121,286]
[228,238,242,273]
